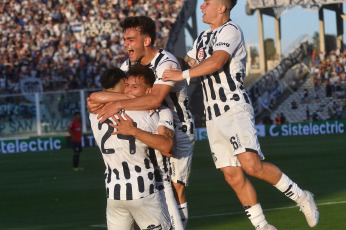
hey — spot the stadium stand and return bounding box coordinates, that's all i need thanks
[270,49,346,123]
[0,0,185,94]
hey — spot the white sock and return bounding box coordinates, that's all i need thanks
[178,202,188,229]
[274,173,303,202]
[244,203,268,229]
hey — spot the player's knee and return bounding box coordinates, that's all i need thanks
[242,163,263,178]
[223,171,245,189]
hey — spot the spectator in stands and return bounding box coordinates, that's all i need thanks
[301,88,309,104]
[0,0,184,93]
[280,113,287,124]
[262,114,273,125]
[291,100,298,109]
[306,106,310,121]
[274,114,281,125]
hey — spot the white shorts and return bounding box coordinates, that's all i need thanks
[206,103,264,169]
[171,120,195,186]
[106,192,171,230]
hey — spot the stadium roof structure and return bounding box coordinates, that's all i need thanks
[245,0,346,74]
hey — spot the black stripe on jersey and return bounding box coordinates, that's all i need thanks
[213,70,221,84]
[144,158,151,169]
[207,106,212,120]
[148,171,154,180]
[126,183,132,200]
[218,20,238,34]
[107,165,112,183]
[169,92,185,122]
[135,165,141,173]
[154,49,165,69]
[113,168,120,179]
[213,103,221,117]
[149,184,155,194]
[162,156,169,173]
[123,162,131,179]
[233,94,240,101]
[206,75,216,100]
[243,93,250,104]
[200,77,209,102]
[219,87,227,102]
[224,105,230,112]
[245,148,258,154]
[137,176,144,193]
[159,58,179,67]
[196,31,204,44]
[236,72,245,90]
[114,184,120,200]
[224,60,236,91]
[205,32,213,46]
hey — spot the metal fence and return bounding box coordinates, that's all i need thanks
[0,89,99,138]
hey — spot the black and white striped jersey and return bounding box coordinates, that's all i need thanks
[90,111,160,201]
[187,20,251,121]
[121,49,193,126]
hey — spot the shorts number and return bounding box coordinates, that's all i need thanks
[230,136,238,150]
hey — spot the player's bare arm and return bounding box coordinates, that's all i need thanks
[97,84,172,123]
[184,55,198,68]
[162,50,230,82]
[87,92,135,114]
[110,113,174,156]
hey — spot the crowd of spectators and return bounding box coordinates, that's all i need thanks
[0,0,185,95]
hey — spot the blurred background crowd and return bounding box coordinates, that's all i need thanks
[0,0,184,94]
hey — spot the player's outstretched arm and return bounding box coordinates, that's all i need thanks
[97,84,171,123]
[162,50,230,82]
[110,113,174,156]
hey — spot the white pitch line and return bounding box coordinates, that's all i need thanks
[189,200,346,219]
[89,200,346,227]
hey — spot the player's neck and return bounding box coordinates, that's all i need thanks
[140,46,159,66]
[209,16,230,30]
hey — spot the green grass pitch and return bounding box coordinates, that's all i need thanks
[0,134,345,230]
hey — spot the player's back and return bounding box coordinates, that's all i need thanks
[90,110,159,201]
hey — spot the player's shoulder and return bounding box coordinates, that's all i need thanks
[155,49,179,66]
[120,59,130,72]
[218,20,242,34]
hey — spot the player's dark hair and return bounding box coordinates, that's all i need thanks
[120,16,156,45]
[99,68,127,89]
[127,64,155,87]
[230,0,237,10]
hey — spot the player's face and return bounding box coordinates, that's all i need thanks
[123,27,146,63]
[200,0,220,25]
[124,76,151,97]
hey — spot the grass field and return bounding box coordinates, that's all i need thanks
[0,134,345,230]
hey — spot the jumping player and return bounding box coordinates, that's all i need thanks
[163,0,319,229]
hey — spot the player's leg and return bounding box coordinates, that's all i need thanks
[106,199,134,230]
[72,142,81,170]
[207,108,275,230]
[233,104,319,228]
[170,123,194,228]
[129,192,171,230]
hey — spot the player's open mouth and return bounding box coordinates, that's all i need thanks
[127,50,134,56]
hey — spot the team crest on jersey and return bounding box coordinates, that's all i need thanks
[197,48,204,61]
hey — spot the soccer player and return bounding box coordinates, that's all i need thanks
[92,16,194,228]
[163,0,319,229]
[67,111,82,171]
[89,66,173,230]
[90,64,184,229]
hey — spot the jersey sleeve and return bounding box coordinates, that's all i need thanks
[120,60,129,72]
[213,24,242,56]
[153,59,179,87]
[187,34,199,59]
[158,106,174,131]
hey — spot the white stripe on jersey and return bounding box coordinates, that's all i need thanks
[90,111,159,201]
[187,20,252,121]
[120,49,193,125]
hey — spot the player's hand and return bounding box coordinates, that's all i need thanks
[87,97,104,114]
[97,101,122,123]
[163,68,184,82]
[110,113,137,136]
